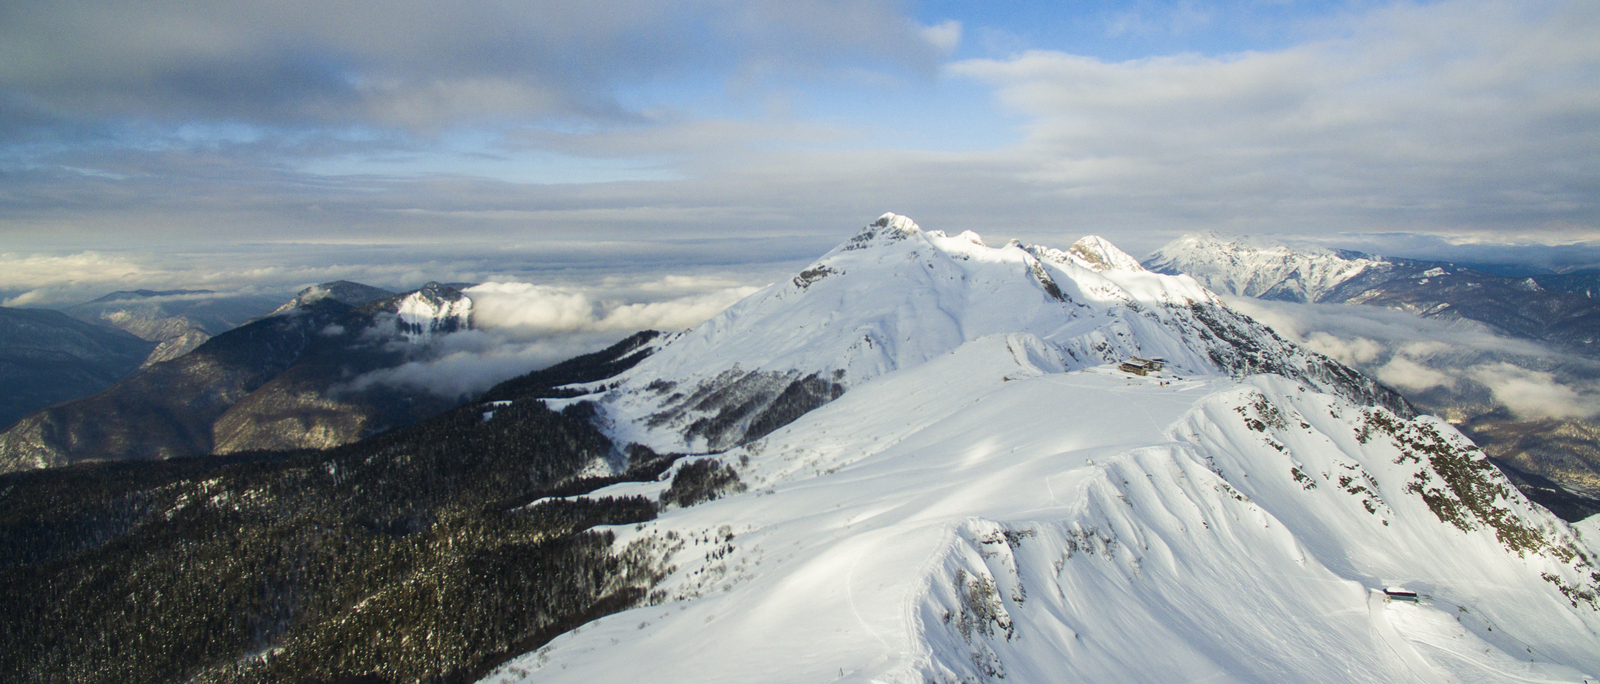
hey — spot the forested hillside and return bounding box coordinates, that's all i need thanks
[0,332,680,684]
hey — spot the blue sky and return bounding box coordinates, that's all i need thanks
[2,0,1598,306]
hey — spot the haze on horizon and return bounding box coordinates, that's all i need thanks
[2,0,1599,307]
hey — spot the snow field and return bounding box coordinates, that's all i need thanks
[485,333,1600,683]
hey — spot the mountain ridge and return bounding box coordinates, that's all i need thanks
[582,214,1408,456]
[63,288,286,365]
[3,216,1596,684]
[1144,232,1600,521]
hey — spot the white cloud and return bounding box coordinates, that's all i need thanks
[0,0,947,130]
[1223,296,1556,360]
[349,275,763,398]
[1301,332,1383,367]
[0,252,153,305]
[0,241,798,310]
[466,279,761,335]
[4,0,1599,303]
[1226,295,1600,422]
[921,20,962,55]
[1469,363,1600,421]
[344,330,627,400]
[947,0,1600,244]
[464,283,602,334]
[1376,356,1457,394]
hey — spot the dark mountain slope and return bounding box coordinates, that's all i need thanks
[0,332,675,684]
[264,280,396,316]
[0,307,156,430]
[0,300,351,470]
[1346,270,1600,352]
[1534,271,1600,300]
[0,283,481,473]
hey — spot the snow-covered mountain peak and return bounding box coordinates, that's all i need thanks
[1068,235,1146,272]
[875,211,921,235]
[472,216,1600,684]
[573,216,1405,454]
[391,282,471,340]
[1150,231,1353,267]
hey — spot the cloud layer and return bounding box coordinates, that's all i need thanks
[466,279,760,335]
[0,238,805,309]
[0,0,949,131]
[1228,296,1600,422]
[950,0,1600,244]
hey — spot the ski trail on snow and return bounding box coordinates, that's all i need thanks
[1367,590,1448,684]
[846,545,892,651]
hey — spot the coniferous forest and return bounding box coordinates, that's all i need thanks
[0,332,691,683]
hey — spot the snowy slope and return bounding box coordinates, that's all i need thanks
[479,216,1600,684]
[589,215,1405,454]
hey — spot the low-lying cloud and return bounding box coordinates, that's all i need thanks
[1374,356,1458,394]
[1469,363,1600,421]
[1226,296,1600,422]
[465,280,761,335]
[347,276,766,399]
[344,329,630,400]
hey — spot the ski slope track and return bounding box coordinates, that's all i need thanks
[483,215,1600,684]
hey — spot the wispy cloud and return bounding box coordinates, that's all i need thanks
[1468,363,1600,421]
[342,330,627,400]
[466,280,760,335]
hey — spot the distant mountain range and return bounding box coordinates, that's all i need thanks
[1535,271,1600,300]
[63,289,287,365]
[0,281,478,473]
[1145,232,1600,352]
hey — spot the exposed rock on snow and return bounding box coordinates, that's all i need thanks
[391,282,472,339]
